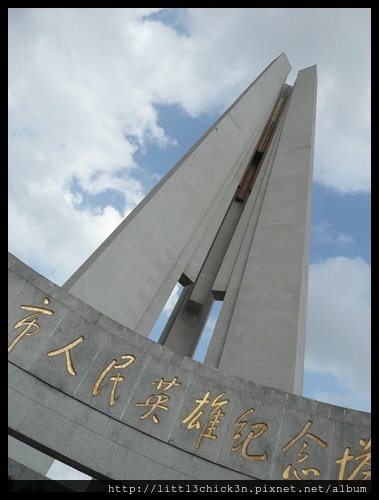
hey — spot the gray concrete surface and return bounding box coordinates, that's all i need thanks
[8,435,54,477]
[8,255,371,480]
[63,53,291,341]
[61,55,315,396]
[8,458,49,481]
[206,66,317,395]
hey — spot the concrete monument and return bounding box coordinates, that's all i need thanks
[64,53,314,395]
[8,54,371,482]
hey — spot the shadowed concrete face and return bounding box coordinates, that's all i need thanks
[207,66,317,395]
[8,255,371,481]
[63,54,315,395]
[8,51,371,483]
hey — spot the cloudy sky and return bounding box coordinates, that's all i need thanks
[9,6,370,445]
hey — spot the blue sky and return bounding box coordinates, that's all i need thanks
[9,6,370,432]
[141,103,371,414]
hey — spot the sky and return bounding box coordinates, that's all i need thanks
[9,7,370,479]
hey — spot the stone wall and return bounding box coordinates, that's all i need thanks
[8,253,371,480]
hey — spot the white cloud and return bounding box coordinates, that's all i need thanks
[9,8,177,283]
[163,283,182,314]
[46,460,92,481]
[312,222,354,245]
[7,12,370,482]
[305,257,371,405]
[311,387,370,412]
[8,9,370,286]
[337,233,354,245]
[184,8,371,192]
[9,195,125,285]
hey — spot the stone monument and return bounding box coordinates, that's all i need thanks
[8,54,371,481]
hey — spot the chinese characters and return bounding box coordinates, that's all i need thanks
[48,336,84,376]
[336,438,371,480]
[9,298,371,480]
[93,355,135,406]
[136,377,181,424]
[232,409,268,461]
[9,298,53,352]
[282,421,327,480]
[182,392,229,448]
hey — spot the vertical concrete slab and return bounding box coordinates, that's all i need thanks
[64,54,291,335]
[8,256,371,481]
[216,66,317,394]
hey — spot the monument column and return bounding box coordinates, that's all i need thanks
[63,55,316,395]
[206,66,317,394]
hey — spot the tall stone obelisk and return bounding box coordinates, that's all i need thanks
[64,53,317,395]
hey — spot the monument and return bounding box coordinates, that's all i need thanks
[8,54,371,482]
[64,52,313,394]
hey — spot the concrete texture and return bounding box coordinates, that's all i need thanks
[206,66,317,395]
[60,55,315,396]
[63,53,291,342]
[8,457,49,481]
[8,435,54,476]
[8,255,371,480]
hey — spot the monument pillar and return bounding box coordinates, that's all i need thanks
[63,54,316,394]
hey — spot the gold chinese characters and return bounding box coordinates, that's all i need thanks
[182,392,229,449]
[136,377,181,424]
[93,355,136,406]
[9,298,53,352]
[8,299,371,480]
